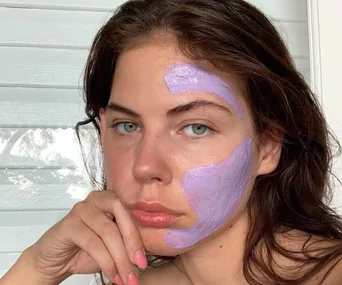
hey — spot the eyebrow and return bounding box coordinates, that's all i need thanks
[106,103,140,117]
[167,100,232,116]
[105,100,232,118]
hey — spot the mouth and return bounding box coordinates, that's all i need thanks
[128,201,182,228]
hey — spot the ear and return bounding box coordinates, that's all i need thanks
[256,130,283,176]
[99,108,107,147]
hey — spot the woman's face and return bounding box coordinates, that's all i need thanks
[99,34,280,256]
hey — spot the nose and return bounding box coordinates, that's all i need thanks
[132,135,173,185]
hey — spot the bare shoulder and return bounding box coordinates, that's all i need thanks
[138,261,190,285]
[276,229,342,284]
[302,256,342,285]
[320,258,342,285]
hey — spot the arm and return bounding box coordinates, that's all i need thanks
[0,247,68,285]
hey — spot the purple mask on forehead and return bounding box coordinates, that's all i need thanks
[164,137,253,248]
[164,63,243,119]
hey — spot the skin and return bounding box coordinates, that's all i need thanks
[99,32,283,284]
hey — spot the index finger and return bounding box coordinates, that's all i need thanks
[90,190,148,269]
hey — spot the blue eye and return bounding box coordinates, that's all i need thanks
[183,124,209,137]
[114,122,141,134]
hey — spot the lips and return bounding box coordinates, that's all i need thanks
[128,201,182,228]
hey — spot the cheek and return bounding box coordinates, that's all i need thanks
[164,137,253,248]
[102,145,131,188]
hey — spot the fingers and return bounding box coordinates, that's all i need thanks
[65,214,119,283]
[89,191,147,269]
[78,202,137,285]
[111,199,148,269]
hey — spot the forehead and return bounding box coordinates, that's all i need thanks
[110,35,249,118]
[114,37,242,89]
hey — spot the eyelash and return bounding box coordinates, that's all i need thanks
[179,124,214,139]
[111,121,215,139]
[111,121,141,135]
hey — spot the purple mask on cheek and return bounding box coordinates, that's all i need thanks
[164,137,253,248]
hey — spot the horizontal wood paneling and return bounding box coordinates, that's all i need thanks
[0,269,94,285]
[0,210,68,227]
[0,183,88,210]
[0,211,68,251]
[247,0,307,22]
[0,8,112,49]
[0,87,82,103]
[0,0,127,12]
[0,127,99,168]
[0,169,94,210]
[0,127,84,168]
[0,88,85,127]
[0,225,52,251]
[0,226,48,252]
[0,47,87,87]
[0,268,93,284]
[0,253,20,269]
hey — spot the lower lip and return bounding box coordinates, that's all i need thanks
[131,209,179,228]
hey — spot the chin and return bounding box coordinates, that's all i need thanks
[139,227,191,257]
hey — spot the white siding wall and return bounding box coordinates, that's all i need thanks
[310,0,342,213]
[0,0,309,284]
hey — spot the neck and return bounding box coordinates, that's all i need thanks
[176,210,250,285]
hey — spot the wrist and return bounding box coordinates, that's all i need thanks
[1,247,64,285]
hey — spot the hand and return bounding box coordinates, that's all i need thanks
[25,190,147,285]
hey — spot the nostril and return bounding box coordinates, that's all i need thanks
[141,176,162,183]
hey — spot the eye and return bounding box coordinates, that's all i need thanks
[183,124,210,137]
[114,122,141,134]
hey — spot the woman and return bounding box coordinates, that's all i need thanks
[1,0,342,284]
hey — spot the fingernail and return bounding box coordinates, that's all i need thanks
[113,274,123,285]
[135,250,147,269]
[127,271,139,285]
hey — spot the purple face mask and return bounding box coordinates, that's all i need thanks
[163,63,252,248]
[164,63,243,119]
[164,137,252,248]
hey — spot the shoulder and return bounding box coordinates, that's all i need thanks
[300,257,342,285]
[316,257,342,285]
[275,229,342,284]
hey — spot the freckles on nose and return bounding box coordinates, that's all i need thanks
[132,141,173,184]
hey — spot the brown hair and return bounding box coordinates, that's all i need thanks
[76,0,342,284]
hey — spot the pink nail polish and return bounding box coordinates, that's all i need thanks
[127,272,140,285]
[113,274,124,285]
[135,250,147,269]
